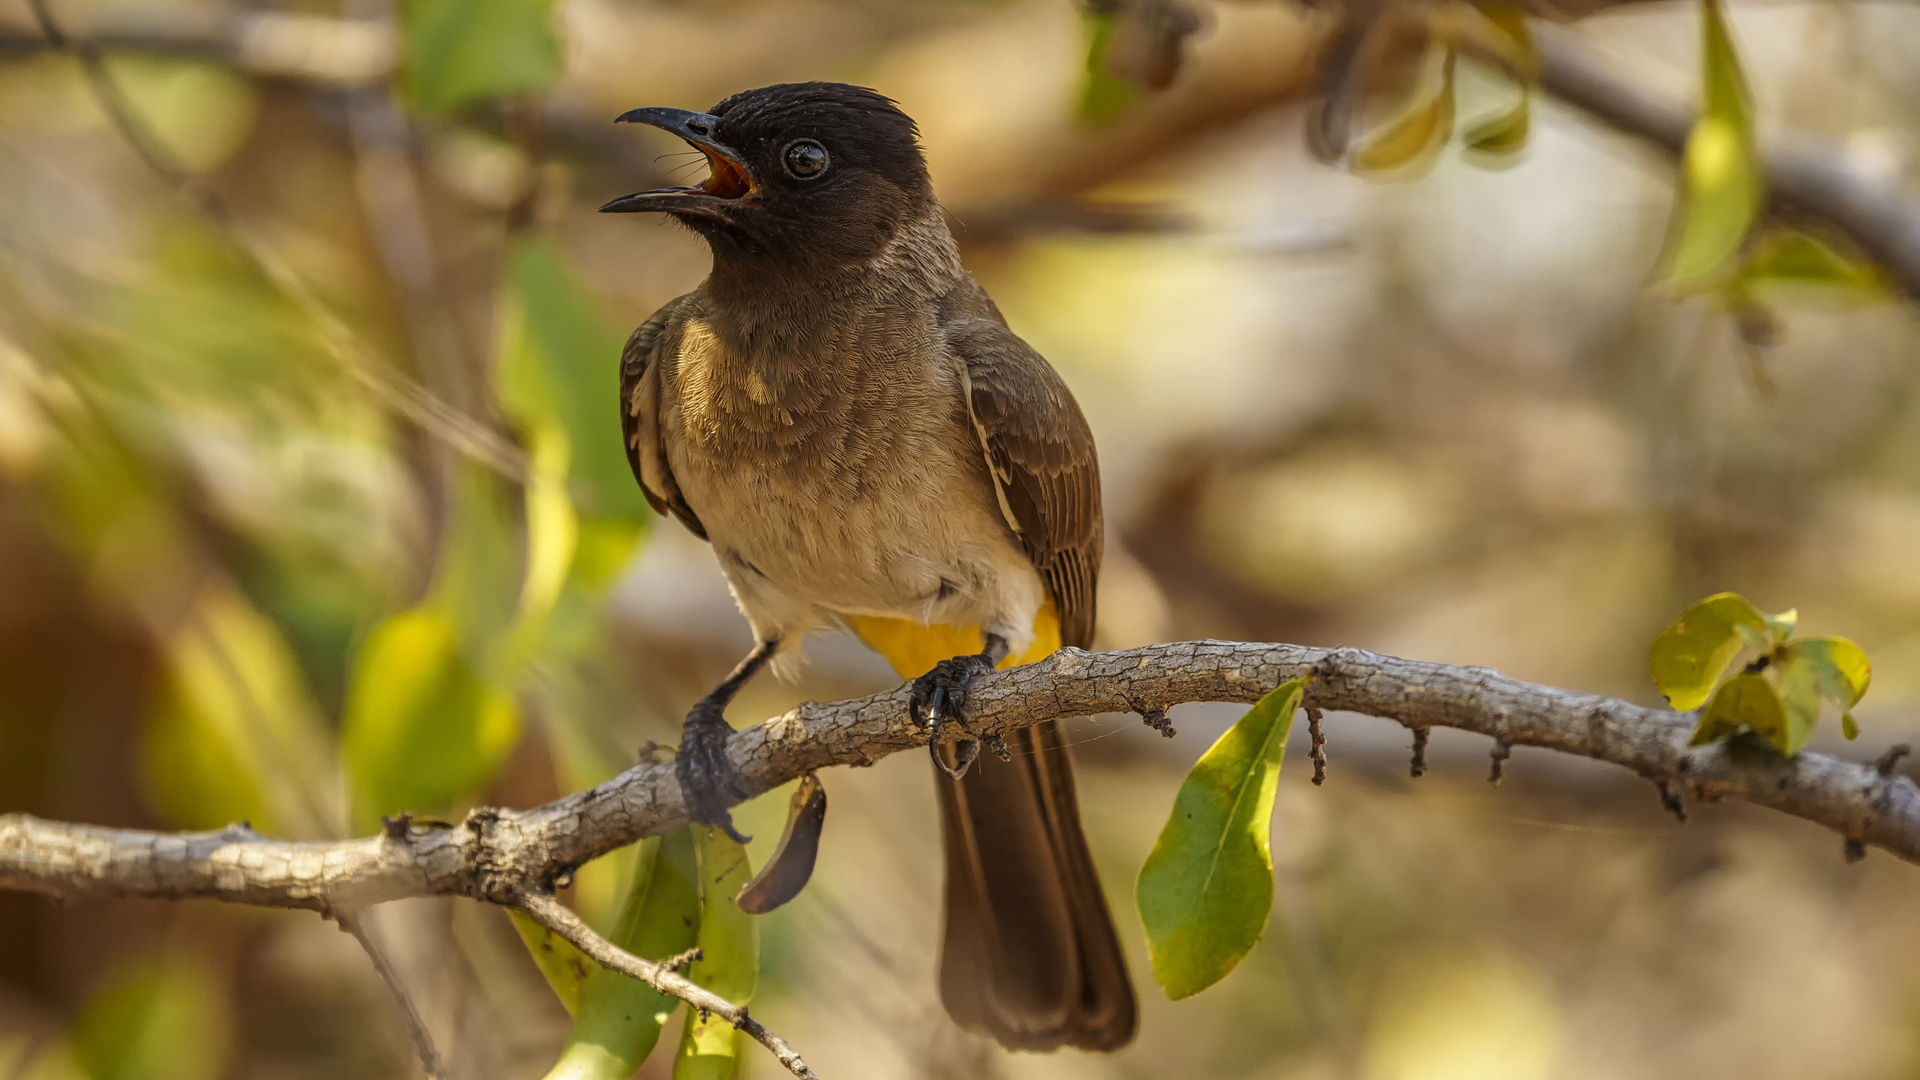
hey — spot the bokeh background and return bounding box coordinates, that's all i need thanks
[4,0,1920,1077]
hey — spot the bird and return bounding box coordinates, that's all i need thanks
[602,82,1136,1053]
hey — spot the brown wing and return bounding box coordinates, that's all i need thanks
[941,285,1103,649]
[620,294,706,540]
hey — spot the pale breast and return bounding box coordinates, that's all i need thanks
[659,313,1031,628]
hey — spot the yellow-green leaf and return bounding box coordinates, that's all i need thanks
[509,910,592,1016]
[1354,51,1456,179]
[1462,95,1529,164]
[1648,592,1777,711]
[1791,636,1871,741]
[141,584,337,837]
[1135,678,1304,1000]
[72,955,231,1080]
[1077,8,1138,124]
[341,609,519,826]
[1664,0,1762,290]
[542,830,701,1080]
[1773,650,1821,756]
[1690,672,1786,750]
[401,0,560,116]
[1742,230,1887,295]
[674,828,761,1080]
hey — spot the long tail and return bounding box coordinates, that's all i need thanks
[934,722,1137,1051]
[850,606,1138,1052]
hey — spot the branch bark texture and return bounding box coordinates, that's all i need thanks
[6,640,1918,917]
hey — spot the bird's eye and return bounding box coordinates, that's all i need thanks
[782,140,829,180]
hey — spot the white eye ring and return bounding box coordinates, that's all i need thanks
[783,139,829,179]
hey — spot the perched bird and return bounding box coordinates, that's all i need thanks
[603,82,1136,1052]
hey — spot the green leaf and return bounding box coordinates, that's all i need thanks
[1773,650,1822,756]
[674,828,761,1080]
[541,829,702,1080]
[1077,7,1138,123]
[497,243,653,527]
[400,0,561,116]
[1790,636,1871,741]
[430,464,522,670]
[73,955,231,1080]
[509,910,592,1016]
[1664,0,1762,290]
[341,609,519,825]
[1462,96,1529,164]
[1353,52,1456,179]
[141,584,337,836]
[1135,678,1304,1000]
[1648,592,1781,711]
[1462,5,1532,166]
[1690,672,1787,750]
[1741,230,1887,295]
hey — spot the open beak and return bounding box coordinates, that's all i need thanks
[600,107,755,216]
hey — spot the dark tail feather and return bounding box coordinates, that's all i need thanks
[935,719,1138,1052]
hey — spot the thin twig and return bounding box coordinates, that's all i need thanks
[338,914,448,1080]
[1306,707,1328,785]
[516,893,817,1079]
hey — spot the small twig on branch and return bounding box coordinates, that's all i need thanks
[515,893,816,1080]
[338,914,447,1080]
[1654,779,1688,823]
[1488,735,1512,786]
[1306,707,1328,785]
[1409,727,1431,778]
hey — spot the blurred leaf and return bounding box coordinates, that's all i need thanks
[341,609,518,824]
[1462,5,1532,166]
[72,955,231,1080]
[1353,52,1456,179]
[675,828,760,1079]
[1136,678,1304,1000]
[1741,230,1888,296]
[499,242,653,526]
[142,584,337,836]
[1664,0,1762,290]
[499,427,579,674]
[431,465,522,670]
[573,517,646,591]
[510,911,593,1016]
[1648,592,1783,711]
[1690,671,1787,751]
[1774,650,1821,756]
[401,0,561,116]
[1787,636,1871,741]
[1462,97,1529,163]
[542,829,701,1080]
[1077,7,1138,123]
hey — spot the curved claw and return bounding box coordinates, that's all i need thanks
[912,654,994,781]
[676,705,751,843]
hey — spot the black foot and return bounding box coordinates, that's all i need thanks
[912,653,994,780]
[676,703,750,843]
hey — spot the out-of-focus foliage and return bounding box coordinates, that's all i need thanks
[401,0,562,115]
[70,955,231,1080]
[1136,678,1303,1000]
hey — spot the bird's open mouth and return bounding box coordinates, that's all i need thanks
[694,145,753,200]
[600,106,754,215]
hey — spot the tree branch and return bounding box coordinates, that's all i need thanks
[6,641,1918,909]
[515,893,816,1080]
[338,913,449,1080]
[7,640,1917,1075]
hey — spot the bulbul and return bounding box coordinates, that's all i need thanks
[602,82,1136,1052]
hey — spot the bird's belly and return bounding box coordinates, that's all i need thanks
[674,446,1030,628]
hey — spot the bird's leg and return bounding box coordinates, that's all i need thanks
[676,639,779,843]
[914,633,1009,781]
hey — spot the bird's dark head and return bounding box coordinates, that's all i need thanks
[601,83,934,270]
